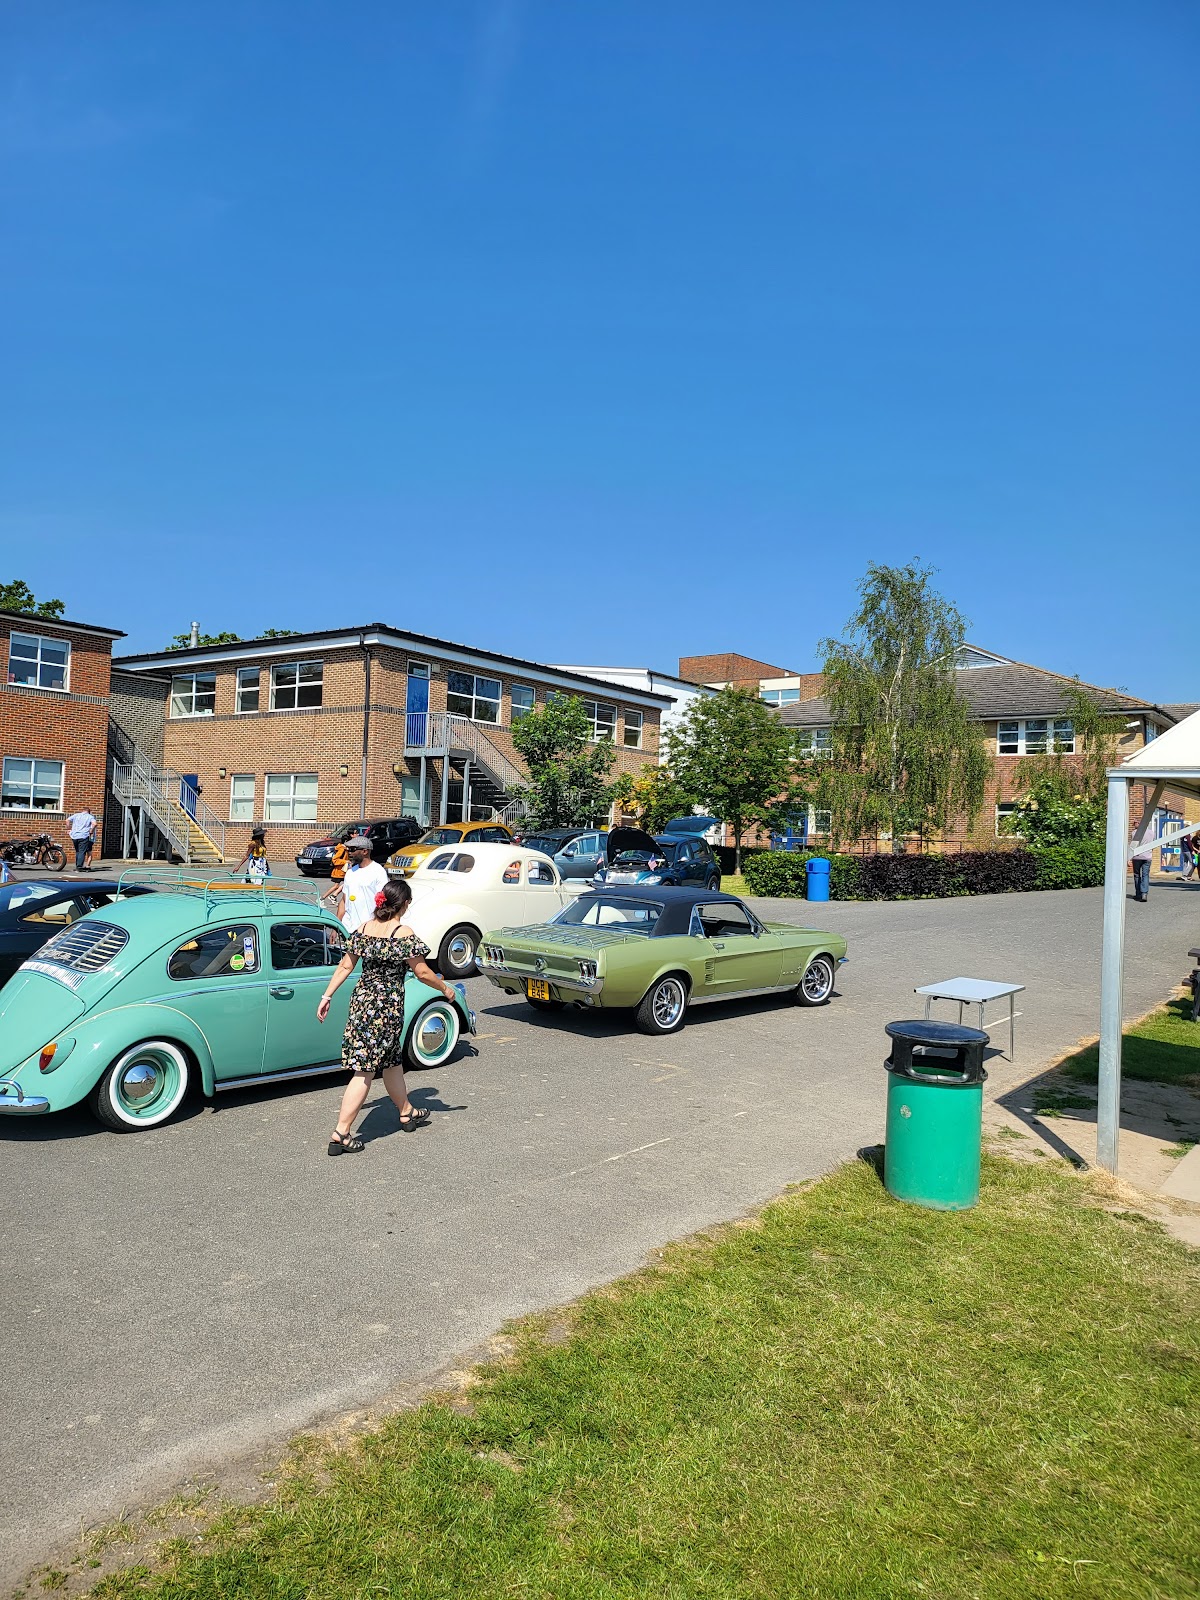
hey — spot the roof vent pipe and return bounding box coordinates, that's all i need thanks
[189,621,200,649]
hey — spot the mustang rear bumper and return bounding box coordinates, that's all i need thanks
[482,966,604,1001]
[0,1080,50,1115]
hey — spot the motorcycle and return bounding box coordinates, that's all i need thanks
[0,832,67,870]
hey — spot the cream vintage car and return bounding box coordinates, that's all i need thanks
[404,843,585,980]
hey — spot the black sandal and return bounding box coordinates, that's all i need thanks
[328,1130,364,1155]
[398,1107,431,1132]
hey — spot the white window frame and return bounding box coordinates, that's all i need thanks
[995,802,1022,837]
[581,699,616,743]
[235,667,261,714]
[229,773,256,822]
[269,660,323,712]
[623,709,643,749]
[760,688,800,706]
[1,755,65,812]
[795,727,832,756]
[7,631,71,693]
[511,684,535,722]
[446,670,502,725]
[169,671,217,718]
[264,772,318,822]
[996,719,1074,756]
[407,660,431,681]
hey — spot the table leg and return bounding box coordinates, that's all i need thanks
[1010,992,1016,1059]
[924,996,931,1020]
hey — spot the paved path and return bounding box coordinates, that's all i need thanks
[3,883,1196,1580]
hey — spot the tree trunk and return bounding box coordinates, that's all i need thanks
[733,817,742,874]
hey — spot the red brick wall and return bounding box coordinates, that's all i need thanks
[0,617,114,854]
[679,651,791,685]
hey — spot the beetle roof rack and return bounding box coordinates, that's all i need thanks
[115,868,327,914]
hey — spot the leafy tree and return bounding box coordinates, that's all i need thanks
[1001,777,1105,848]
[623,763,700,833]
[1000,681,1126,844]
[260,628,300,638]
[166,630,243,651]
[0,579,65,618]
[665,688,800,870]
[815,562,992,850]
[511,695,622,828]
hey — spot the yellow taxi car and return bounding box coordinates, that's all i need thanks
[387,820,515,877]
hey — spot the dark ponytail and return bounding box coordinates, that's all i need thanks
[374,878,412,922]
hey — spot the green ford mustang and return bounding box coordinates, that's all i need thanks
[479,885,847,1035]
[0,876,475,1132]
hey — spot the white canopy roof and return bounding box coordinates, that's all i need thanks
[1112,708,1200,802]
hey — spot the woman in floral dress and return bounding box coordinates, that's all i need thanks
[317,877,457,1155]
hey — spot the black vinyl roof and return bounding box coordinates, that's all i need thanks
[573,882,746,937]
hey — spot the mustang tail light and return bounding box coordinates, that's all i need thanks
[577,959,598,986]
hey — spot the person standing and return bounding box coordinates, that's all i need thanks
[317,877,455,1152]
[1180,830,1195,881]
[1131,827,1153,902]
[66,807,98,872]
[232,827,271,884]
[336,835,388,931]
[320,836,349,910]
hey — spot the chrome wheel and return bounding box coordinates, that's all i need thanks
[636,974,688,1035]
[404,998,461,1069]
[438,924,479,979]
[797,955,835,1007]
[91,1041,191,1131]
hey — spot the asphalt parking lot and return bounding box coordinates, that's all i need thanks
[3,882,1196,1581]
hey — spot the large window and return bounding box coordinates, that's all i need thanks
[511,684,535,721]
[8,632,70,691]
[447,671,501,723]
[168,925,259,980]
[264,772,318,821]
[236,667,260,713]
[169,672,216,718]
[230,774,255,821]
[623,710,643,749]
[270,661,323,711]
[270,922,345,970]
[1,756,64,811]
[581,699,616,742]
[760,688,800,706]
[996,803,1022,836]
[997,719,1074,755]
[795,728,832,756]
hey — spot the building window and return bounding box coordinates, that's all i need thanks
[623,710,643,749]
[236,668,260,713]
[996,802,1022,836]
[230,774,256,822]
[169,672,216,718]
[7,632,70,692]
[1,756,65,811]
[795,728,832,756]
[811,809,832,834]
[447,671,501,724]
[270,661,323,711]
[760,688,800,705]
[511,684,535,721]
[997,719,1074,755]
[581,700,616,742]
[264,772,318,822]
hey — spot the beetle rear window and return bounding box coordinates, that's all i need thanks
[24,920,130,988]
[169,925,260,980]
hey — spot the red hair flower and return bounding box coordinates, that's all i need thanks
[374,890,387,907]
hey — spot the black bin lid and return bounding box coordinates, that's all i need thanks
[885,1019,989,1048]
[886,1018,989,1083]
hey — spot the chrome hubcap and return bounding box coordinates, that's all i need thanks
[652,978,686,1027]
[803,960,832,1000]
[119,1061,163,1105]
[448,935,473,966]
[416,1014,448,1056]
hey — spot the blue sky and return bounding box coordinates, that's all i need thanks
[2,2,1196,694]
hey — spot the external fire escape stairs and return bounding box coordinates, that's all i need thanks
[403,711,529,826]
[109,726,226,865]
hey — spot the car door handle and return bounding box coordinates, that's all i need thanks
[269,985,294,999]
[712,942,725,950]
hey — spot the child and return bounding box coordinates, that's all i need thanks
[232,827,271,884]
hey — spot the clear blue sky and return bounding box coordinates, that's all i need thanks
[2,2,1196,695]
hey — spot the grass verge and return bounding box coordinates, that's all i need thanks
[78,1156,1199,1600]
[1058,995,1200,1089]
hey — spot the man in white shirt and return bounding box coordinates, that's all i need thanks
[337,836,389,931]
[66,808,98,872]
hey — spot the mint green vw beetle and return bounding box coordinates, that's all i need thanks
[0,874,475,1132]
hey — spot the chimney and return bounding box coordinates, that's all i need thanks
[189,621,200,649]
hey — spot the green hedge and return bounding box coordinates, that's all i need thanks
[742,840,1107,901]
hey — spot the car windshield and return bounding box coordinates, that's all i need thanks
[553,896,662,933]
[520,836,560,855]
[418,828,464,846]
[612,846,673,866]
[0,883,60,914]
[330,823,367,842]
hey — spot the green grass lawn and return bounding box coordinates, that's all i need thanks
[720,871,750,897]
[80,1157,1199,1600]
[1057,995,1200,1088]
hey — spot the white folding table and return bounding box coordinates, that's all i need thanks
[914,977,1025,1060]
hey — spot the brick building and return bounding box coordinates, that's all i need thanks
[678,652,825,707]
[0,607,125,854]
[112,625,671,863]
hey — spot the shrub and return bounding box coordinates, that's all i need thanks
[742,850,863,900]
[853,851,1038,900]
[1031,838,1106,890]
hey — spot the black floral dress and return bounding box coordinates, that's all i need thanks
[342,928,431,1076]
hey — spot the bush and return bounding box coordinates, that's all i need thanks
[742,850,863,900]
[853,851,1038,900]
[1031,838,1106,890]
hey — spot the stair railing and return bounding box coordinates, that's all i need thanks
[411,712,528,800]
[111,747,225,862]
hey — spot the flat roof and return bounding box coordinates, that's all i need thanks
[0,607,125,640]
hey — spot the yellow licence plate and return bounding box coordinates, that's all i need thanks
[526,978,551,1001]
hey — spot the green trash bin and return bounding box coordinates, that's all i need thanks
[884,1019,989,1211]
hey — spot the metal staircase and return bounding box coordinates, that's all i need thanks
[110,742,226,864]
[404,712,529,824]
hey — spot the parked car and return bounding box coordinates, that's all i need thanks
[0,879,157,987]
[0,879,476,1131]
[296,818,422,876]
[387,820,515,878]
[518,827,609,879]
[592,823,722,891]
[479,884,847,1035]
[404,843,584,979]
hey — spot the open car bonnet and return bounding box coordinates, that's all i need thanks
[604,826,661,863]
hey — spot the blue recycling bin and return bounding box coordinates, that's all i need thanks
[805,856,831,901]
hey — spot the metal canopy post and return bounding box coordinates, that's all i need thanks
[1097,772,1131,1173]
